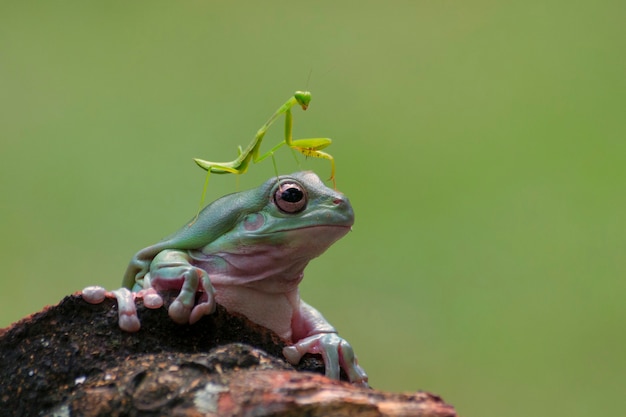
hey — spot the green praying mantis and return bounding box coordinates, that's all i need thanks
[193,91,335,215]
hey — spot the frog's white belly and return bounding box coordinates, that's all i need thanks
[213,284,300,340]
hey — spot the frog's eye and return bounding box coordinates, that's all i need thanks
[274,181,307,213]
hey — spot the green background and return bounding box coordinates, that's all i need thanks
[1,2,624,416]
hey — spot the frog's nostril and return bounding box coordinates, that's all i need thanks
[333,198,343,205]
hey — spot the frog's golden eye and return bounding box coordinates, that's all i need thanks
[274,181,307,214]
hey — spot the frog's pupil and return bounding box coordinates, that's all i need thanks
[282,187,303,202]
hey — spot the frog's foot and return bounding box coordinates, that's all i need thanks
[148,261,216,326]
[283,332,369,387]
[81,286,163,332]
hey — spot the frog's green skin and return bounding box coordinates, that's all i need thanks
[83,171,368,386]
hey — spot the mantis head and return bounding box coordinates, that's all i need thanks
[294,91,312,111]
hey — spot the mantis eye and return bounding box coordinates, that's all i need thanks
[274,181,307,213]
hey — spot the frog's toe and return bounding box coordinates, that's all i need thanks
[168,286,199,324]
[136,288,163,309]
[168,299,192,324]
[118,312,141,332]
[332,336,369,386]
[189,292,216,324]
[320,339,341,380]
[112,288,142,332]
[189,302,214,324]
[82,286,107,304]
[164,281,197,323]
[282,345,305,365]
[349,367,369,388]
[339,349,369,387]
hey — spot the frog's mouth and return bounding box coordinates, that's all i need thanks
[256,224,352,238]
[259,224,352,253]
[273,224,352,233]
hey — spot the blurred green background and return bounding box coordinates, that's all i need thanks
[1,1,624,416]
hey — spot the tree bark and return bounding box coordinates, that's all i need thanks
[0,293,457,417]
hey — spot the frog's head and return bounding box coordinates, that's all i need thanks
[219,171,354,259]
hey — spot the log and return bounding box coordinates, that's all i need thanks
[0,292,457,417]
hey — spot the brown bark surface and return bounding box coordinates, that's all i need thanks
[0,293,457,417]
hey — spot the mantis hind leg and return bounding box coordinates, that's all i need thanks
[191,170,212,225]
[296,148,336,189]
[270,153,281,181]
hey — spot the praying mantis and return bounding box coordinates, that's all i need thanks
[193,91,335,216]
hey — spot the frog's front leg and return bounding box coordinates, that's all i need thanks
[283,301,369,387]
[144,249,216,325]
[83,250,215,332]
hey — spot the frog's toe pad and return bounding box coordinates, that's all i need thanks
[82,286,107,304]
[282,345,305,365]
[168,300,192,324]
[189,300,216,324]
[135,288,163,309]
[118,313,141,332]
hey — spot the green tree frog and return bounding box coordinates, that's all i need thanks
[83,171,368,386]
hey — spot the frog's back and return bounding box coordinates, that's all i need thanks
[122,181,274,289]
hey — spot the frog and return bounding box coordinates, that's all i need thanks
[82,171,368,386]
